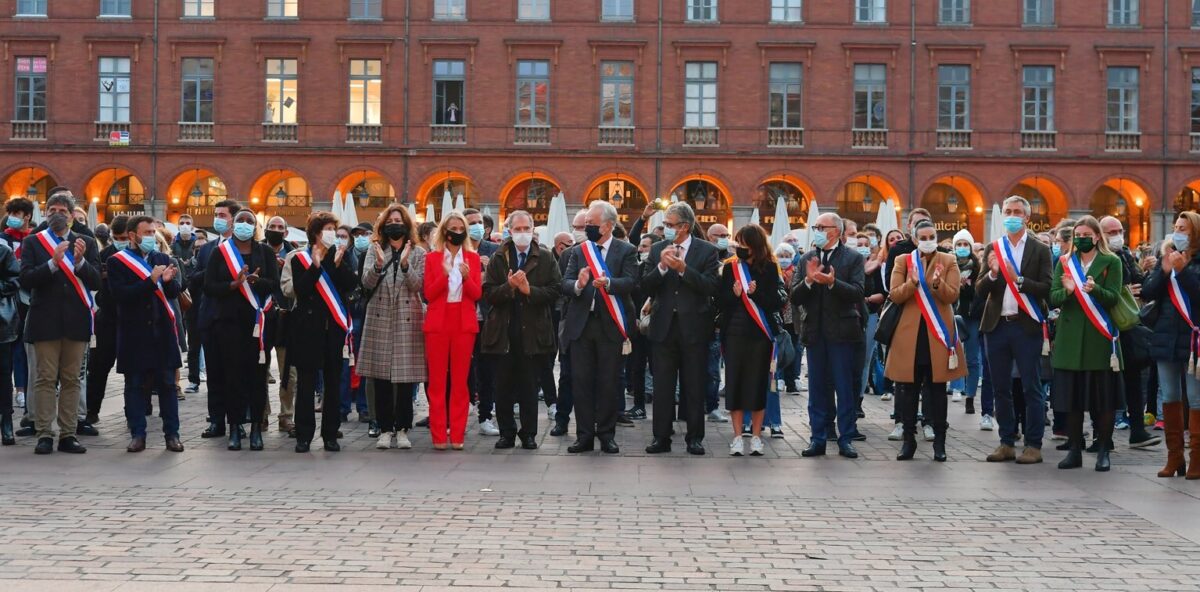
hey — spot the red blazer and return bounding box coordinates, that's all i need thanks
[423,248,483,334]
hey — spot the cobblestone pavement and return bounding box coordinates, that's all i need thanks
[3,372,1200,591]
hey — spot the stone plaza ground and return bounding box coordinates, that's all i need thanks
[2,373,1200,591]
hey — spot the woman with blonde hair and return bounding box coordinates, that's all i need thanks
[359,204,426,450]
[423,211,482,450]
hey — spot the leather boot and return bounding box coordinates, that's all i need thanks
[1095,441,1112,472]
[1158,401,1187,478]
[1,413,14,445]
[249,423,264,451]
[228,424,242,451]
[201,421,225,438]
[1188,410,1200,480]
[1058,442,1083,469]
[895,387,917,461]
[932,427,947,462]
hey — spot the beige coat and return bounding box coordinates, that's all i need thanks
[884,249,968,384]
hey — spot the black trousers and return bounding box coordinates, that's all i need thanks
[201,329,224,424]
[373,379,414,433]
[185,313,203,385]
[570,316,623,443]
[212,322,266,426]
[85,318,117,418]
[651,316,706,443]
[496,341,542,439]
[295,358,342,444]
[896,364,948,436]
[1121,351,1147,434]
[627,333,650,408]
[469,319,495,422]
[0,341,12,415]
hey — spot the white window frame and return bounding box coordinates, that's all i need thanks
[264,58,298,124]
[853,64,886,129]
[1193,0,1200,27]
[770,0,801,23]
[515,60,550,126]
[266,0,298,19]
[1108,0,1138,27]
[181,58,215,123]
[938,0,969,24]
[348,59,382,125]
[1021,66,1055,132]
[434,0,466,20]
[14,57,47,122]
[684,61,717,128]
[99,0,132,17]
[350,0,382,19]
[1023,0,1053,26]
[1190,68,1200,133]
[937,65,970,131]
[15,0,47,17]
[518,0,549,21]
[1106,67,1139,132]
[98,57,131,123]
[768,62,802,129]
[601,0,633,21]
[686,0,717,22]
[182,0,215,18]
[433,59,466,125]
[600,61,634,128]
[855,0,886,23]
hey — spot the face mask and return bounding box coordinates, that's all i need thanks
[264,230,285,246]
[1073,237,1095,253]
[114,240,129,251]
[663,226,677,241]
[868,236,879,248]
[637,252,648,263]
[715,238,729,251]
[335,238,348,249]
[1003,216,1025,234]
[384,223,408,241]
[354,236,370,252]
[213,218,230,234]
[446,230,467,246]
[512,232,533,249]
[856,246,871,258]
[585,224,602,243]
[502,228,511,241]
[917,240,938,254]
[779,259,793,270]
[48,212,68,234]
[320,230,337,248]
[468,223,485,242]
[6,216,23,230]
[139,236,158,253]
[735,247,751,260]
[233,221,255,241]
[572,230,586,244]
[955,246,970,258]
[1173,232,1190,252]
[1107,235,1124,250]
[178,224,193,238]
[811,230,829,249]
[1051,243,1061,258]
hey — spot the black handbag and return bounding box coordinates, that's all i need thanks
[874,300,900,346]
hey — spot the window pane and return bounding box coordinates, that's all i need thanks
[518,0,549,20]
[435,0,466,19]
[602,0,633,19]
[350,0,382,18]
[267,0,298,18]
[17,0,47,16]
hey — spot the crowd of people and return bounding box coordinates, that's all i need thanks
[1,186,1197,479]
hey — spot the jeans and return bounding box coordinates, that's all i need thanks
[124,368,180,438]
[860,313,878,396]
[949,321,982,398]
[744,391,782,430]
[554,345,573,426]
[807,341,858,447]
[983,321,1046,449]
[706,338,722,413]
[1156,360,1200,406]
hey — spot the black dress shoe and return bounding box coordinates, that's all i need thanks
[801,442,826,457]
[550,422,568,437]
[367,420,381,438]
[600,438,619,454]
[57,437,87,454]
[568,440,594,453]
[964,398,976,414]
[34,437,53,454]
[1,413,14,445]
[249,424,264,451]
[616,414,634,426]
[15,426,35,437]
[416,416,430,428]
[228,425,242,451]
[201,422,225,438]
[686,441,705,456]
[20,416,33,428]
[838,443,859,459]
[851,432,867,442]
[126,437,146,452]
[165,436,184,452]
[1095,447,1111,472]
[75,421,99,437]
[323,440,341,452]
[495,436,516,449]
[519,436,538,450]
[295,440,310,453]
[932,440,947,462]
[645,439,672,454]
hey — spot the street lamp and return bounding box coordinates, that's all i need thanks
[946,192,959,213]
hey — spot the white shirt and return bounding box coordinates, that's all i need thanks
[993,231,1028,317]
[577,236,614,305]
[446,248,465,303]
[657,235,692,276]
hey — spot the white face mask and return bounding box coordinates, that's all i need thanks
[1107,235,1124,250]
[320,229,337,248]
[572,230,586,244]
[917,240,938,254]
[512,232,533,248]
[178,224,193,237]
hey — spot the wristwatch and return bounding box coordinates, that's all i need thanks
[1016,276,1025,288]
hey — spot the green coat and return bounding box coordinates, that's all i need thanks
[1049,251,1124,372]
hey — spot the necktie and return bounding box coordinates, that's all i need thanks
[517,251,526,269]
[591,245,604,311]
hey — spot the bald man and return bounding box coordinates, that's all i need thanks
[553,232,573,258]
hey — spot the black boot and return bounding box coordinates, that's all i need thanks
[895,386,917,461]
[897,433,917,461]
[1095,443,1112,472]
[932,428,947,462]
[249,423,264,451]
[1058,443,1083,469]
[1,413,13,445]
[228,424,242,450]
[201,422,225,438]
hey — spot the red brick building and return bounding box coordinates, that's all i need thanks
[1,0,1199,244]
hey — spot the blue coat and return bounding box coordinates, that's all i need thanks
[107,248,183,374]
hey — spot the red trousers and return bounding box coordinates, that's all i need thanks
[425,330,476,445]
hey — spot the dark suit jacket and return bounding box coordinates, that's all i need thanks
[107,248,183,374]
[190,239,221,332]
[481,240,562,356]
[639,237,720,344]
[202,239,280,328]
[20,230,102,343]
[789,244,865,345]
[286,247,359,369]
[560,238,638,345]
[975,233,1052,335]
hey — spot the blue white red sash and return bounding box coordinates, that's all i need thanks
[218,239,268,364]
[1168,270,1200,376]
[732,261,778,392]
[910,250,959,370]
[36,229,95,343]
[111,249,177,337]
[581,241,630,351]
[294,250,355,365]
[993,237,1050,355]
[1064,254,1121,372]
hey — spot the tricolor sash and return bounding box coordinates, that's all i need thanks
[581,241,631,353]
[218,239,268,364]
[36,229,95,344]
[910,250,959,370]
[1064,255,1121,372]
[293,250,355,365]
[111,249,177,337]
[731,261,778,392]
[993,237,1050,355]
[1167,270,1200,376]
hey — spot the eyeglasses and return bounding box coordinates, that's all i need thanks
[811,225,837,232]
[662,221,685,230]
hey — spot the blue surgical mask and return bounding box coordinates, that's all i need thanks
[779,259,794,270]
[715,238,729,251]
[1003,216,1024,234]
[1051,243,1061,258]
[335,238,348,249]
[868,236,879,248]
[1172,232,1190,252]
[354,236,370,252]
[955,246,970,258]
[502,228,511,241]
[811,230,829,249]
[856,246,871,258]
[139,236,158,253]
[233,221,255,241]
[213,217,230,234]
[6,215,23,229]
[663,226,677,241]
[468,223,485,241]
[114,240,129,251]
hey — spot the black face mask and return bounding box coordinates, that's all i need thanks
[585,224,602,243]
[446,230,467,246]
[736,247,752,261]
[384,223,409,241]
[264,230,285,246]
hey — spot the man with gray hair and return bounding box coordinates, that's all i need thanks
[20,189,101,454]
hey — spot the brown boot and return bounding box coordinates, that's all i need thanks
[1188,410,1200,480]
[1015,447,1043,464]
[986,444,1016,462]
[1159,402,1187,478]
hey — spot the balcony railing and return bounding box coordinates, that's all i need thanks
[1020,130,1056,151]
[598,126,634,146]
[767,127,804,147]
[430,124,466,144]
[177,122,213,142]
[10,120,45,140]
[94,121,130,141]
[936,129,972,150]
[1105,131,1140,152]
[262,122,298,143]
[1191,133,1200,153]
[514,125,550,145]
[346,124,382,143]
[683,127,719,147]
[851,128,887,148]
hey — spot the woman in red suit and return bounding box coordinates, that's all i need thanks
[423,211,482,450]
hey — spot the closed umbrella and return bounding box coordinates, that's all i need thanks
[455,193,465,211]
[802,198,821,249]
[31,200,42,225]
[769,196,792,247]
[407,202,417,219]
[748,208,760,227]
[546,192,570,239]
[330,190,343,220]
[342,194,359,228]
[988,204,1004,243]
[440,188,453,222]
[425,203,436,225]
[86,200,98,229]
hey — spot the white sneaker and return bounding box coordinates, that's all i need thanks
[395,430,412,449]
[547,404,557,420]
[729,437,744,456]
[376,433,392,449]
[749,436,765,456]
[980,415,995,431]
[888,423,904,441]
[923,425,935,442]
[479,418,500,436]
[952,392,963,403]
[14,392,24,408]
[880,392,894,401]
[706,409,729,423]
